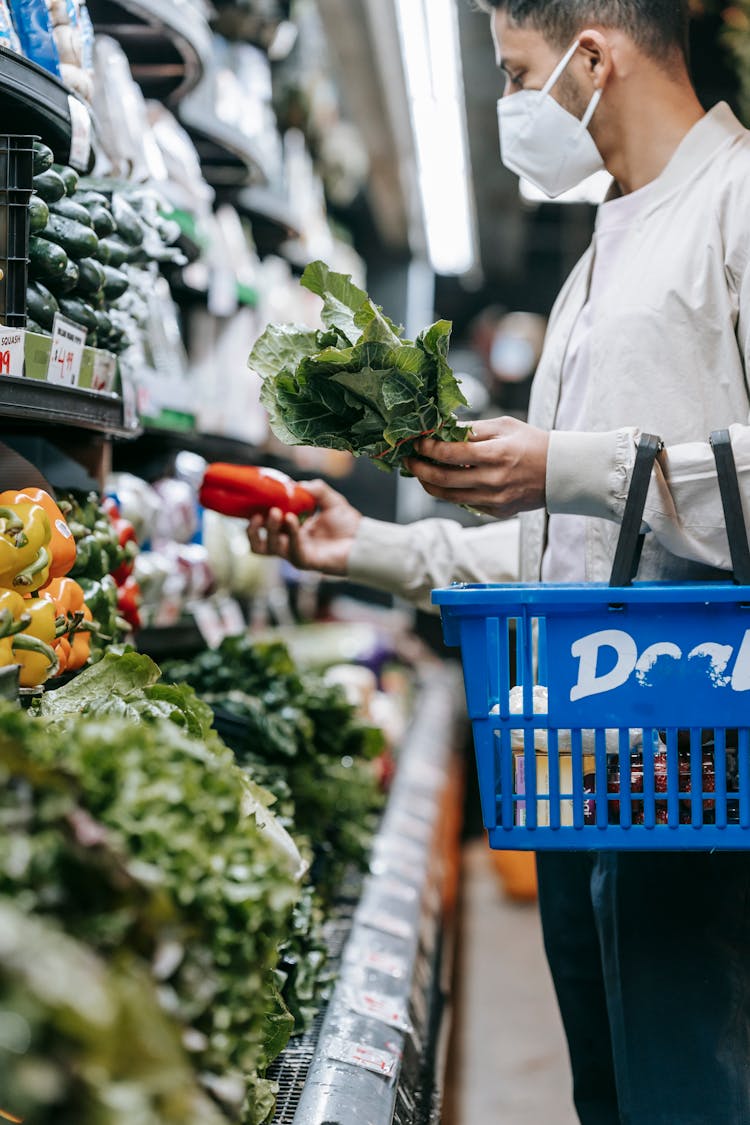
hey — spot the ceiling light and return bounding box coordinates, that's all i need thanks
[393,0,477,276]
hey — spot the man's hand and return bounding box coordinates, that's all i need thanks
[405,417,549,519]
[247,479,362,576]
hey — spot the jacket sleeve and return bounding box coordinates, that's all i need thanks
[347,515,520,613]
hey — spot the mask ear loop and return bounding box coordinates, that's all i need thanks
[581,87,603,129]
[540,39,582,96]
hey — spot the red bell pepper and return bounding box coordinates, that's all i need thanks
[199,464,316,520]
[111,517,138,585]
[117,575,142,632]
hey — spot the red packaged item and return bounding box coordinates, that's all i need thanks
[200,464,316,521]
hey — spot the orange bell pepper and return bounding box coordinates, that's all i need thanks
[0,488,76,580]
[66,604,92,671]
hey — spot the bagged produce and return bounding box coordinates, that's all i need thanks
[9,0,61,76]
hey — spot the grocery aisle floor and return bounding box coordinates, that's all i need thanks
[444,842,579,1125]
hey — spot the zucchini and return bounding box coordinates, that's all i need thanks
[75,189,110,209]
[112,194,144,247]
[95,237,133,268]
[52,163,79,196]
[26,282,59,330]
[32,169,66,204]
[32,142,54,176]
[28,237,68,282]
[94,238,111,265]
[42,214,99,261]
[101,264,129,300]
[85,203,116,237]
[48,257,80,295]
[50,196,93,228]
[94,309,112,337]
[76,257,106,295]
[28,194,50,235]
[58,297,98,333]
[26,318,45,335]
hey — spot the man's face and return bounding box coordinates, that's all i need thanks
[493,10,589,117]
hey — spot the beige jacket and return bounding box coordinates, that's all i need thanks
[349,103,750,608]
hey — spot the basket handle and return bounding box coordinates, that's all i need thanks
[609,433,663,588]
[710,430,750,586]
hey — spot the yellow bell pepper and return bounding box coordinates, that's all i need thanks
[0,589,58,687]
[0,502,52,592]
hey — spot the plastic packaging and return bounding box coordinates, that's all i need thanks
[0,0,21,53]
[9,0,61,77]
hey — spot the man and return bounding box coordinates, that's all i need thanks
[251,3,750,1121]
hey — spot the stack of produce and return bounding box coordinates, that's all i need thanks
[26,141,184,357]
[1,648,305,1123]
[59,489,140,655]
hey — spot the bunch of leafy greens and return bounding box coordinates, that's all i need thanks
[7,660,305,1125]
[165,635,385,905]
[249,260,469,473]
[0,899,229,1125]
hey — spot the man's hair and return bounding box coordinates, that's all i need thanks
[477,1,689,61]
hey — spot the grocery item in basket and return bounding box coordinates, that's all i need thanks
[582,742,740,826]
[497,685,645,754]
[514,749,596,826]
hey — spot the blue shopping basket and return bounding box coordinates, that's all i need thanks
[434,431,750,851]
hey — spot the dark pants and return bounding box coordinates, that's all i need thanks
[536,852,750,1125]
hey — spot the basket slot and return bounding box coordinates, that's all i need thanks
[740,729,750,830]
[572,729,585,829]
[617,729,631,829]
[548,729,561,831]
[594,729,607,830]
[538,617,549,686]
[642,730,656,830]
[690,728,703,828]
[714,728,728,830]
[666,728,680,829]
[486,616,502,712]
[499,726,514,831]
[523,728,537,830]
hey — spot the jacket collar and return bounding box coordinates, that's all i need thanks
[604,102,745,207]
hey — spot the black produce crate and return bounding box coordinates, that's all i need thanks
[0,134,34,328]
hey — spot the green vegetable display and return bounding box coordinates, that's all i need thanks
[250,260,469,473]
[2,650,304,1124]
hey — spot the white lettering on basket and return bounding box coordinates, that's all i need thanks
[570,628,750,701]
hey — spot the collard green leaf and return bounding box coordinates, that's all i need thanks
[255,261,469,473]
[249,323,321,381]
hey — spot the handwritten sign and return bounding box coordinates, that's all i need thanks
[0,327,24,378]
[46,314,86,386]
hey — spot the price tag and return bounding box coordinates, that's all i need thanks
[359,908,414,942]
[218,597,245,638]
[67,95,92,171]
[374,834,424,864]
[191,600,226,649]
[345,945,408,980]
[46,313,86,386]
[325,1037,398,1081]
[120,366,139,430]
[347,989,413,1033]
[92,349,117,393]
[371,854,423,886]
[0,326,25,377]
[377,877,418,904]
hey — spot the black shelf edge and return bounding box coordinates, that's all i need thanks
[0,47,78,166]
[113,424,267,469]
[179,109,270,189]
[231,185,302,256]
[87,0,212,104]
[0,376,133,438]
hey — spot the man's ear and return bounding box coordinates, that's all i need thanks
[578,28,613,90]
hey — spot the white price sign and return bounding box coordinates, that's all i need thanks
[0,326,25,377]
[359,908,414,942]
[191,601,226,649]
[46,314,86,386]
[92,349,117,393]
[325,1037,398,1081]
[347,990,413,1033]
[67,95,92,171]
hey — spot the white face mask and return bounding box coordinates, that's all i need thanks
[497,39,604,199]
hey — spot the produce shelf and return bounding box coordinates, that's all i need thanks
[112,424,269,478]
[0,47,88,169]
[0,376,133,438]
[87,0,212,104]
[180,109,269,188]
[269,669,464,1125]
[233,186,302,256]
